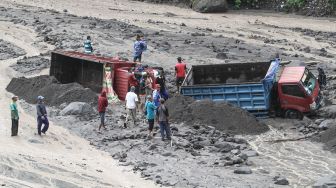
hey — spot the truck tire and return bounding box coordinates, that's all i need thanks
[285,109,303,120]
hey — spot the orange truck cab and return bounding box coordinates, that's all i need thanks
[276,66,321,119]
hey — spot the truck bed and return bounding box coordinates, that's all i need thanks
[181,61,279,117]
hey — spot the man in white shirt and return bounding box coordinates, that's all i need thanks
[124,86,139,128]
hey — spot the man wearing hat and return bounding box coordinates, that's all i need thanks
[36,96,49,135]
[124,86,139,128]
[175,57,187,93]
[10,96,19,136]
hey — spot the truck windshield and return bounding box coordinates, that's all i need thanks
[301,69,316,95]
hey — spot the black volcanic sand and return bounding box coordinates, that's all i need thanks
[166,95,269,135]
[10,55,50,75]
[6,75,97,107]
[0,39,26,60]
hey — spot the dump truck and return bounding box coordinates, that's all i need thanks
[180,59,322,119]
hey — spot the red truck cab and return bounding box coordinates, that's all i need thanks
[277,66,321,119]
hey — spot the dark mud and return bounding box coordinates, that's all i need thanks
[6,75,97,107]
[166,95,269,135]
[10,55,50,75]
[0,39,26,60]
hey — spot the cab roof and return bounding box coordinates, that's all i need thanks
[278,66,305,84]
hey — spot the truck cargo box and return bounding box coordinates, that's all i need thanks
[50,50,135,99]
[181,61,279,117]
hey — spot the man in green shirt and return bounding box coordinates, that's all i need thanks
[10,96,19,136]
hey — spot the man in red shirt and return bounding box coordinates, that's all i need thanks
[175,57,187,93]
[98,90,108,131]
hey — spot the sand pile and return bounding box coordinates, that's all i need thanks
[166,95,269,135]
[6,75,97,106]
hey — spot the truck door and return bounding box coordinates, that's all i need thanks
[279,84,309,113]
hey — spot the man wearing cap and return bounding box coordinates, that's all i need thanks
[175,57,187,93]
[10,96,19,136]
[36,96,49,135]
[144,95,156,138]
[124,86,139,128]
[156,98,171,141]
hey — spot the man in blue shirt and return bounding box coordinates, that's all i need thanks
[145,95,156,138]
[133,34,147,63]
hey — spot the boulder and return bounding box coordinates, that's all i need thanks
[242,150,259,157]
[214,142,234,152]
[234,167,252,174]
[319,119,334,130]
[313,175,336,188]
[275,178,289,185]
[60,102,94,116]
[192,0,228,13]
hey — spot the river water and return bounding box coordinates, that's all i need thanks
[248,125,336,187]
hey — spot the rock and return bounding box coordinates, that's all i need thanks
[214,142,234,152]
[28,138,44,144]
[242,150,259,157]
[192,0,228,13]
[216,52,228,59]
[313,175,336,188]
[193,143,204,150]
[318,105,336,118]
[303,47,311,53]
[148,144,157,150]
[319,119,334,130]
[274,177,290,185]
[232,156,244,164]
[231,149,240,155]
[59,102,94,116]
[234,167,252,174]
[162,152,172,157]
[238,153,248,161]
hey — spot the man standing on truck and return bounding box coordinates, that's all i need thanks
[84,36,93,53]
[124,86,139,128]
[10,96,19,136]
[98,90,108,132]
[36,96,49,136]
[175,57,187,93]
[133,34,147,63]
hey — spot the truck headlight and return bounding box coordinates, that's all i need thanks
[310,102,317,109]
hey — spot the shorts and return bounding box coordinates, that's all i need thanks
[176,77,185,86]
[133,54,142,62]
[148,119,154,131]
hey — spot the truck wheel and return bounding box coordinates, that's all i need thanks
[285,109,303,120]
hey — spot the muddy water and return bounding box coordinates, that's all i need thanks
[249,126,336,187]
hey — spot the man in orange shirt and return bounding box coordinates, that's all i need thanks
[175,57,187,93]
